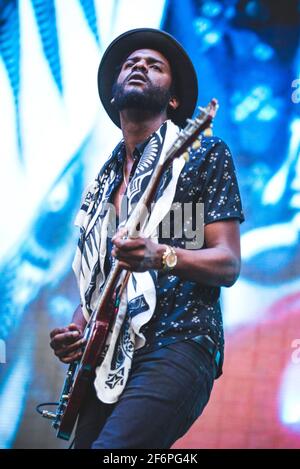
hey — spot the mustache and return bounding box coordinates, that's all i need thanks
[126,71,149,84]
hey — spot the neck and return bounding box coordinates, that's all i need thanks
[120,110,168,161]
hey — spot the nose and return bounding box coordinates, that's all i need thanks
[132,59,148,74]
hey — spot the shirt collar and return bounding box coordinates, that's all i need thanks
[134,138,151,160]
[118,119,169,162]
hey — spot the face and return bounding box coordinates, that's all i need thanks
[112,48,179,115]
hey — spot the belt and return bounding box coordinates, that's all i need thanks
[190,335,221,376]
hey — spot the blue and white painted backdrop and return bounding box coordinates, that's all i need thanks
[0,0,299,448]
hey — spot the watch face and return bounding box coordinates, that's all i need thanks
[166,252,177,268]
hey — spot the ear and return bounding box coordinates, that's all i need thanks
[168,96,180,111]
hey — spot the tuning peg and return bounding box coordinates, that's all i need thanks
[192,139,201,150]
[186,118,194,125]
[203,126,213,137]
[182,151,190,162]
[197,106,208,115]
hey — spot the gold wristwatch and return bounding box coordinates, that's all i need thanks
[161,245,177,271]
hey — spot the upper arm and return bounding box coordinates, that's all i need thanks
[204,219,241,263]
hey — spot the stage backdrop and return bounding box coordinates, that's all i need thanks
[0,0,299,449]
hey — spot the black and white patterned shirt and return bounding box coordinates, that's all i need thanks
[105,134,244,378]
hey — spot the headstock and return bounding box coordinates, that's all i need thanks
[166,98,219,163]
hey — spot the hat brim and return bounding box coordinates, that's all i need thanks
[97,28,198,128]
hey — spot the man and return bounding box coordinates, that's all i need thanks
[50,28,244,449]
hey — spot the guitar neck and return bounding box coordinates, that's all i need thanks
[90,100,218,323]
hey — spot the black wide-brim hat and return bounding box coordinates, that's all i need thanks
[97,28,198,128]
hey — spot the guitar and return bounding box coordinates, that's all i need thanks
[40,99,219,440]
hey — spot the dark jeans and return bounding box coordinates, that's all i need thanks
[74,339,216,449]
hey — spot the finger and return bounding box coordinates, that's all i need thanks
[54,338,86,358]
[118,260,145,272]
[61,350,83,364]
[68,323,83,333]
[50,323,81,340]
[50,327,68,339]
[112,227,128,242]
[118,260,133,271]
[50,330,82,349]
[114,248,145,262]
[113,237,145,251]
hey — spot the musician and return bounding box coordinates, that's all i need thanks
[50,28,244,449]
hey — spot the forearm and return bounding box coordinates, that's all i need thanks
[171,246,240,287]
[112,220,241,286]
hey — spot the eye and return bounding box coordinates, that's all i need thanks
[151,64,162,71]
[124,61,134,69]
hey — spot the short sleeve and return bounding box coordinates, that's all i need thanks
[198,138,245,225]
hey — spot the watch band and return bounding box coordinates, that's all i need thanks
[161,245,177,271]
[161,245,171,270]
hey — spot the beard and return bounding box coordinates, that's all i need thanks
[112,80,172,115]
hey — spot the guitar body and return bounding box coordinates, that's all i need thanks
[54,293,118,440]
[54,321,109,440]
